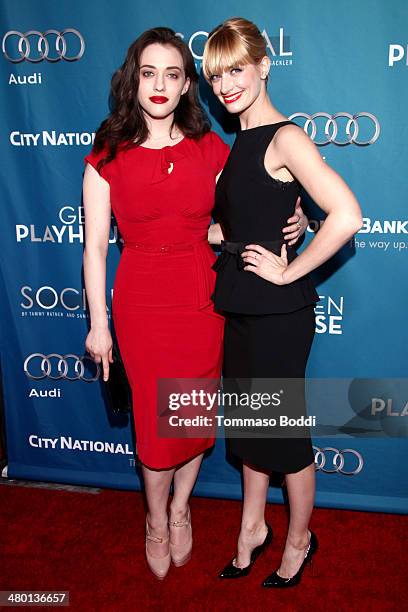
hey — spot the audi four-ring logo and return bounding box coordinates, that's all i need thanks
[2,29,85,62]
[289,112,380,146]
[313,446,364,475]
[24,353,99,381]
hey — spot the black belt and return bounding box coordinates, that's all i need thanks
[217,239,286,271]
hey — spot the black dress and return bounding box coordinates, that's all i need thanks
[212,121,320,474]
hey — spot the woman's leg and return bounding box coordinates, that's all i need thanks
[234,463,270,568]
[142,464,175,557]
[171,452,203,515]
[278,462,315,577]
[169,452,204,545]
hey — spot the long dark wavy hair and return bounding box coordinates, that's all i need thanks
[92,27,210,170]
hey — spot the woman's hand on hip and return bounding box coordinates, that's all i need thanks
[241,243,288,285]
[85,326,113,382]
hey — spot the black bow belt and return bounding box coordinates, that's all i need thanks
[213,239,287,272]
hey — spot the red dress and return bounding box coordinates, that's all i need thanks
[84,131,230,468]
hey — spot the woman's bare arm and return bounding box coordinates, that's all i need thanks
[242,126,363,284]
[83,163,113,380]
[277,125,363,282]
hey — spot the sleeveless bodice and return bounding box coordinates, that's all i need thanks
[212,121,319,314]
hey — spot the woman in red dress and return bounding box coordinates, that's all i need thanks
[83,27,305,579]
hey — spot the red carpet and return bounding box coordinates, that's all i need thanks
[0,483,407,611]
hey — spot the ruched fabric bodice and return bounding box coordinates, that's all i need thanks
[85,131,230,311]
[86,132,229,245]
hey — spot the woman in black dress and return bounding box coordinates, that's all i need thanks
[203,17,363,587]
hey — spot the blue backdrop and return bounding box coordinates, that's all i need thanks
[1,0,407,513]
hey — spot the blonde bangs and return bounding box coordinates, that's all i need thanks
[202,29,251,79]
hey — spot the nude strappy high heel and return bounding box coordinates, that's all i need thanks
[169,506,192,567]
[145,518,171,580]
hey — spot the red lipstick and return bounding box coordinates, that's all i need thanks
[223,91,243,104]
[149,96,169,104]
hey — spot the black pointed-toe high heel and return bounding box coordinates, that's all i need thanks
[218,523,273,579]
[262,530,318,588]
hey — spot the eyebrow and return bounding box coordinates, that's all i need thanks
[140,64,182,70]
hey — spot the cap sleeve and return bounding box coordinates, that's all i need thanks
[84,147,110,183]
[205,131,230,175]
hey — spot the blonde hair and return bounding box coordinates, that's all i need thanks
[202,17,267,80]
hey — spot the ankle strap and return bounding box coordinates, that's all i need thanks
[168,508,191,527]
[146,533,169,543]
[168,519,188,527]
[146,520,169,543]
